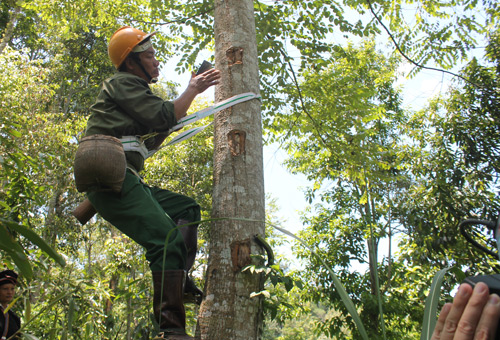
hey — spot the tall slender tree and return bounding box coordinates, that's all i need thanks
[196,0,265,339]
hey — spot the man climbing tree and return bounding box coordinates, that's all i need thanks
[75,26,220,340]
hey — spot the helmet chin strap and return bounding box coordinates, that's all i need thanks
[131,54,157,83]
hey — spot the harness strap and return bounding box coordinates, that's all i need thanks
[126,166,145,184]
[120,136,149,159]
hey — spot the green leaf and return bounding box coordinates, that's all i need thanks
[0,218,66,268]
[0,224,33,280]
[421,267,450,340]
[25,297,32,323]
[359,191,368,205]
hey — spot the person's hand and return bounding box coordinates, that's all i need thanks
[189,68,221,94]
[173,68,222,120]
[431,282,500,340]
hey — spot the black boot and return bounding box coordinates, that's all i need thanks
[177,219,203,305]
[152,270,193,339]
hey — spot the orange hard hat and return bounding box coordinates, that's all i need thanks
[108,26,156,69]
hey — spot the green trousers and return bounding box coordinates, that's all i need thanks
[87,170,201,271]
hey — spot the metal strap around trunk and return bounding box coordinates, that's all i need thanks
[164,92,261,147]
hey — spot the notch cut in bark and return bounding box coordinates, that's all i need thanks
[230,238,252,272]
[226,47,244,66]
[228,130,246,156]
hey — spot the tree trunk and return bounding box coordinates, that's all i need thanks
[0,6,20,55]
[197,0,265,339]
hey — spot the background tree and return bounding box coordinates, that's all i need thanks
[266,40,423,338]
[264,14,500,340]
[395,27,500,279]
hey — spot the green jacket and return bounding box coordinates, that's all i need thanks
[85,72,177,171]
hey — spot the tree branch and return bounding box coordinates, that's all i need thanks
[268,34,331,148]
[365,0,481,88]
[132,7,214,26]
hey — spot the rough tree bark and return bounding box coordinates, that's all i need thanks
[197,0,265,339]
